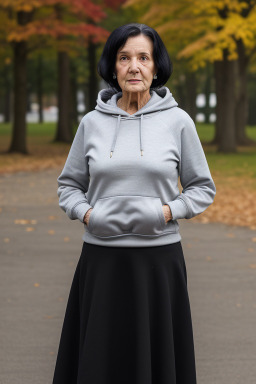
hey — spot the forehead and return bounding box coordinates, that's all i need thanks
[117,34,153,54]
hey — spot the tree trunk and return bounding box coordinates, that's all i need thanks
[37,54,43,123]
[8,40,28,154]
[70,59,78,131]
[87,38,99,112]
[8,10,34,154]
[175,81,186,111]
[235,39,255,145]
[214,49,237,152]
[54,50,72,142]
[211,60,223,145]
[248,73,256,125]
[3,63,11,123]
[204,63,212,124]
[184,71,197,122]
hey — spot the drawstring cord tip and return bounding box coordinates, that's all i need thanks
[110,151,113,158]
[141,150,143,156]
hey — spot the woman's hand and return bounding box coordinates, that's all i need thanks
[84,205,172,226]
[83,208,93,226]
[162,204,172,223]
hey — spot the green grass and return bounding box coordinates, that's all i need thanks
[196,122,256,142]
[0,122,57,137]
[195,123,256,178]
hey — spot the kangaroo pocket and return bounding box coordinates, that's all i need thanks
[87,195,168,238]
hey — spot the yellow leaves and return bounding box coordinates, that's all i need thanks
[34,283,40,287]
[1,0,41,12]
[4,57,11,65]
[127,0,256,68]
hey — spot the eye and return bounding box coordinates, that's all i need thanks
[120,56,127,61]
[141,56,149,61]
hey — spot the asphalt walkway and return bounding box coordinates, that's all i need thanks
[0,168,256,384]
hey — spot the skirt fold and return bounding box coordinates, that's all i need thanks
[52,241,197,384]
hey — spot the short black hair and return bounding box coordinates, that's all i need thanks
[97,23,173,92]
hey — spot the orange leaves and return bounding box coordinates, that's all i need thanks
[191,176,256,229]
[14,218,37,232]
[1,0,112,45]
[6,19,110,42]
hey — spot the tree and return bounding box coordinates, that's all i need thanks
[123,0,256,152]
[0,0,109,152]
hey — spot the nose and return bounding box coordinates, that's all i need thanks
[129,58,139,73]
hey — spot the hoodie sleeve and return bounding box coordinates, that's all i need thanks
[166,115,216,221]
[57,117,93,223]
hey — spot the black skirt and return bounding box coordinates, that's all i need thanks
[52,241,197,384]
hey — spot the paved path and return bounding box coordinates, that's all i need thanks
[0,168,256,384]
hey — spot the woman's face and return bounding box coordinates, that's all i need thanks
[114,34,157,93]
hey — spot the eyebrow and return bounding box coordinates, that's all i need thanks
[117,51,151,55]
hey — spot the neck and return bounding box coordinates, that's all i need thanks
[117,90,151,114]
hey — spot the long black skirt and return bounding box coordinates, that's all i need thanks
[52,241,197,384]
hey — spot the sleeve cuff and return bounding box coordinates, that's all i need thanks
[166,198,189,220]
[72,202,93,223]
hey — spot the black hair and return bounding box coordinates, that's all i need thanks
[97,23,173,92]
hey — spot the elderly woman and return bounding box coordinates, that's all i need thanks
[52,23,216,384]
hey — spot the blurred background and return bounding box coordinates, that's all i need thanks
[1,1,256,383]
[1,0,256,227]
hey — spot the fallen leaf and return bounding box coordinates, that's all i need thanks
[34,283,40,287]
[48,230,55,235]
[26,227,35,232]
[15,219,29,225]
[15,219,37,225]
[4,238,10,243]
[63,237,70,242]
[226,233,235,238]
[249,264,256,269]
[48,215,57,220]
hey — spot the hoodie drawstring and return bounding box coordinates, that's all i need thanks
[110,114,144,158]
[140,114,144,156]
[110,114,121,158]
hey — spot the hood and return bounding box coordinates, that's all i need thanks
[95,86,178,157]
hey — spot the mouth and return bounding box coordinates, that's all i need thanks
[128,80,141,83]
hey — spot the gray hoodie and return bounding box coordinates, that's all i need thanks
[57,86,216,247]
